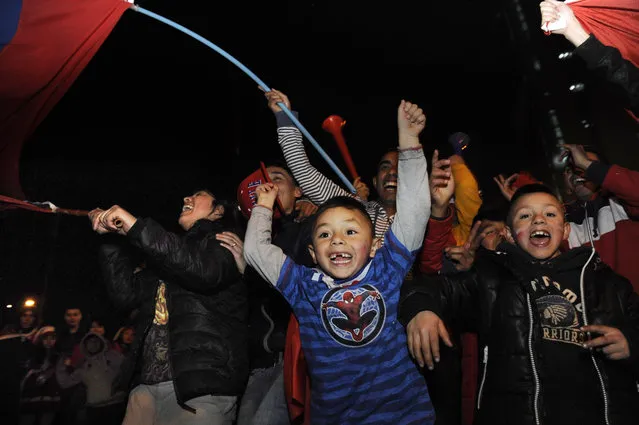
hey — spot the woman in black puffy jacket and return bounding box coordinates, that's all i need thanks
[89,189,248,425]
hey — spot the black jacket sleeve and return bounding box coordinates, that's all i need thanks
[398,270,480,330]
[575,34,639,116]
[615,273,639,378]
[126,218,241,293]
[98,243,141,312]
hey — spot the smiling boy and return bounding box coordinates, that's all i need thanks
[399,183,639,425]
[244,100,434,424]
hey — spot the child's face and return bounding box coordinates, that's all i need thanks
[122,328,135,344]
[90,321,105,336]
[42,334,56,349]
[309,207,380,279]
[508,192,570,261]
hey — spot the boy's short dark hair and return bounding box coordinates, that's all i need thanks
[310,196,373,237]
[507,183,560,227]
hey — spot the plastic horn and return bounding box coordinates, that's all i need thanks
[322,115,358,181]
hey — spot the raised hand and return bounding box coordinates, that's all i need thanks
[353,176,370,201]
[539,0,573,35]
[397,99,426,140]
[88,205,136,235]
[443,245,476,272]
[255,183,279,210]
[429,150,454,217]
[294,198,318,222]
[493,173,519,201]
[263,88,291,114]
[562,144,593,171]
[539,1,589,46]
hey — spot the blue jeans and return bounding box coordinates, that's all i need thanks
[236,360,290,425]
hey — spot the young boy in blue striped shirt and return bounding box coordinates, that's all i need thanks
[244,99,434,424]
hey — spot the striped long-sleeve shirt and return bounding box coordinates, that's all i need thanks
[275,111,392,239]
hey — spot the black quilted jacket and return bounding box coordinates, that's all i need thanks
[99,217,248,410]
[400,244,639,425]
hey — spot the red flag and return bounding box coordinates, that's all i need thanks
[569,0,639,121]
[0,0,131,198]
[570,0,639,68]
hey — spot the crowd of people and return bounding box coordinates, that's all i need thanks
[1,2,638,424]
[0,305,135,425]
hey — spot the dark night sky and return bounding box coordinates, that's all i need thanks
[1,0,542,330]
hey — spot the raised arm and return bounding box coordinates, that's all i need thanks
[391,100,431,251]
[539,0,639,116]
[243,183,288,285]
[565,144,639,214]
[418,150,456,273]
[265,89,355,205]
[90,206,241,293]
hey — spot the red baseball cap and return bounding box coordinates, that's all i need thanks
[237,162,284,219]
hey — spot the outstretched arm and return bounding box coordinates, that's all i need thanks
[265,89,356,205]
[419,150,455,274]
[391,100,431,251]
[565,144,639,214]
[90,206,241,293]
[243,183,288,285]
[540,0,639,115]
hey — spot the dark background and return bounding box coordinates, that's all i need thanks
[1,0,636,332]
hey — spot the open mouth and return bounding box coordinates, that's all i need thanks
[329,252,353,265]
[181,204,193,213]
[383,181,398,192]
[572,177,586,186]
[529,230,551,247]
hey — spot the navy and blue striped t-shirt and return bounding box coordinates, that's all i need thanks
[276,229,435,425]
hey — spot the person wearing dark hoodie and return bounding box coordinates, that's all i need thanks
[400,184,639,425]
[88,189,248,425]
[19,326,61,425]
[54,304,89,425]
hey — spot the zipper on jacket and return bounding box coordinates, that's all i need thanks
[476,345,489,410]
[163,283,195,413]
[156,281,195,414]
[577,231,610,425]
[589,355,610,425]
[526,294,541,425]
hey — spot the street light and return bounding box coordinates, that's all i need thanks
[6,304,13,309]
[24,299,36,308]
